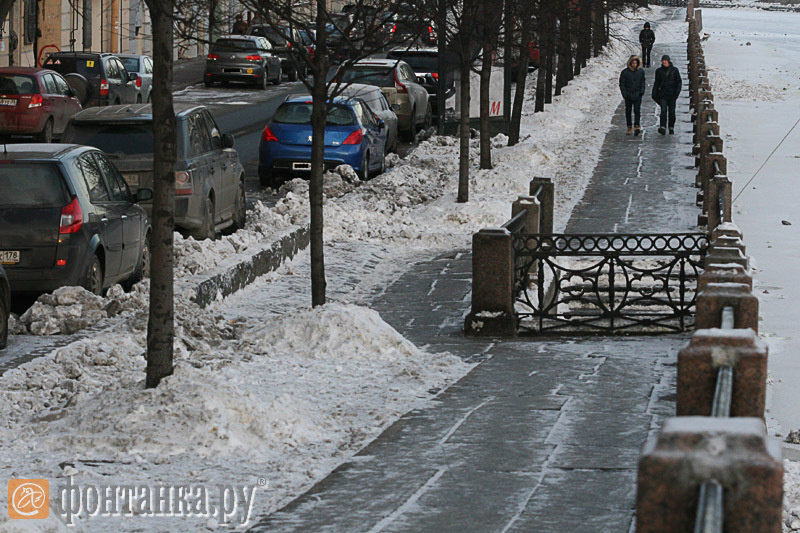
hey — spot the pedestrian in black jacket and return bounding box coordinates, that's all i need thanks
[619,55,646,135]
[652,55,682,135]
[639,23,656,68]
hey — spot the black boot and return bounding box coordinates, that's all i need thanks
[658,127,666,135]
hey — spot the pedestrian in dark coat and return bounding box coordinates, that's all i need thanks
[639,23,656,68]
[232,14,249,35]
[652,54,682,135]
[619,55,646,136]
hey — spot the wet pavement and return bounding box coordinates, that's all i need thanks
[248,14,700,533]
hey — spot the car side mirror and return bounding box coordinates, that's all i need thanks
[128,72,139,82]
[135,188,153,202]
[222,133,235,148]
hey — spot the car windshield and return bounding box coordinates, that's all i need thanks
[0,163,69,208]
[387,53,437,72]
[42,56,102,78]
[340,67,394,87]
[64,124,155,156]
[213,38,259,51]
[273,103,356,126]
[119,57,140,73]
[0,74,39,95]
[250,27,286,46]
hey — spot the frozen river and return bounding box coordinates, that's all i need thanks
[703,7,800,440]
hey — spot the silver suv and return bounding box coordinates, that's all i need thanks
[339,59,430,141]
[62,104,246,239]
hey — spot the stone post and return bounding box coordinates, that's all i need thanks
[465,228,516,337]
[512,196,541,235]
[529,177,554,234]
[697,263,752,292]
[637,417,783,533]
[695,282,759,333]
[677,329,768,417]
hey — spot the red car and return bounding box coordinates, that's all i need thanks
[0,67,82,142]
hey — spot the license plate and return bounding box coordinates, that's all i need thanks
[123,173,139,186]
[0,98,16,106]
[292,162,311,171]
[0,250,20,264]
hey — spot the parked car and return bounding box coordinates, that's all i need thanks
[62,104,246,240]
[42,51,141,107]
[385,48,456,120]
[385,17,437,47]
[259,95,387,187]
[247,25,307,81]
[204,35,282,89]
[117,54,154,103]
[0,67,83,142]
[338,59,430,141]
[0,265,8,349]
[0,144,152,295]
[332,83,398,152]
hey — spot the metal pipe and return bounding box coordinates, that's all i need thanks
[720,305,734,330]
[694,480,723,533]
[711,365,733,417]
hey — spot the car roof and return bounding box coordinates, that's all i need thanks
[49,51,114,58]
[283,95,359,106]
[116,53,149,59]
[0,67,50,75]
[332,83,381,98]
[216,34,260,41]
[387,47,438,55]
[353,59,404,68]
[0,143,88,161]
[69,103,205,123]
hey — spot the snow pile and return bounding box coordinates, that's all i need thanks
[707,68,787,101]
[787,460,800,532]
[15,285,148,336]
[0,302,468,531]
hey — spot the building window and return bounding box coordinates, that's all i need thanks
[23,0,36,45]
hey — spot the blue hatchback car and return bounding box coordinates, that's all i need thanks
[258,95,387,187]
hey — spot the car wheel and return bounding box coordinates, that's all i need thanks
[232,179,247,230]
[194,197,216,240]
[371,149,386,179]
[259,72,268,90]
[357,150,369,181]
[288,67,298,82]
[259,167,277,188]
[83,255,104,296]
[147,92,152,103]
[204,80,213,88]
[423,102,433,131]
[402,107,416,142]
[136,94,142,103]
[273,68,282,85]
[0,288,8,350]
[114,99,121,105]
[35,118,53,143]
[127,233,151,287]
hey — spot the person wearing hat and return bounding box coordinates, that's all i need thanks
[652,55,682,135]
[639,23,656,68]
[232,14,249,35]
[619,55,646,136]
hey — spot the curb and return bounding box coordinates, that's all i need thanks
[185,224,310,308]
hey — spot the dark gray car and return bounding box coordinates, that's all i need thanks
[118,54,153,103]
[62,104,246,240]
[247,25,306,81]
[43,52,141,107]
[204,35,282,89]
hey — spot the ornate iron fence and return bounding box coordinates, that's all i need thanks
[512,233,708,334]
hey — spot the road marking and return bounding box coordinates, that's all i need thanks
[624,194,633,224]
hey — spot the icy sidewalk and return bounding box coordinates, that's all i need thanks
[247,252,686,533]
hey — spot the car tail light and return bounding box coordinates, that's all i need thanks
[175,170,193,195]
[245,55,262,61]
[59,197,83,234]
[390,24,397,33]
[207,53,219,60]
[100,79,109,96]
[394,70,407,94]
[262,125,278,142]
[431,72,439,80]
[342,129,364,145]
[27,94,43,108]
[428,25,434,35]
[136,76,142,88]
[56,259,67,266]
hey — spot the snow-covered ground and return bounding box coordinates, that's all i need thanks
[0,6,683,531]
[702,7,800,530]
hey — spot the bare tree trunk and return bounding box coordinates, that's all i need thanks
[309,3,327,306]
[478,48,492,169]
[542,6,555,105]
[457,60,470,203]
[508,10,532,145]
[144,0,176,389]
[555,2,572,96]
[574,0,590,75]
[592,3,605,56]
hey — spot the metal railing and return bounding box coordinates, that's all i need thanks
[694,305,734,533]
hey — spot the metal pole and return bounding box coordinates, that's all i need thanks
[694,480,723,533]
[437,0,446,135]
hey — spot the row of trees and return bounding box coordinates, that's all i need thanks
[144,0,643,387]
